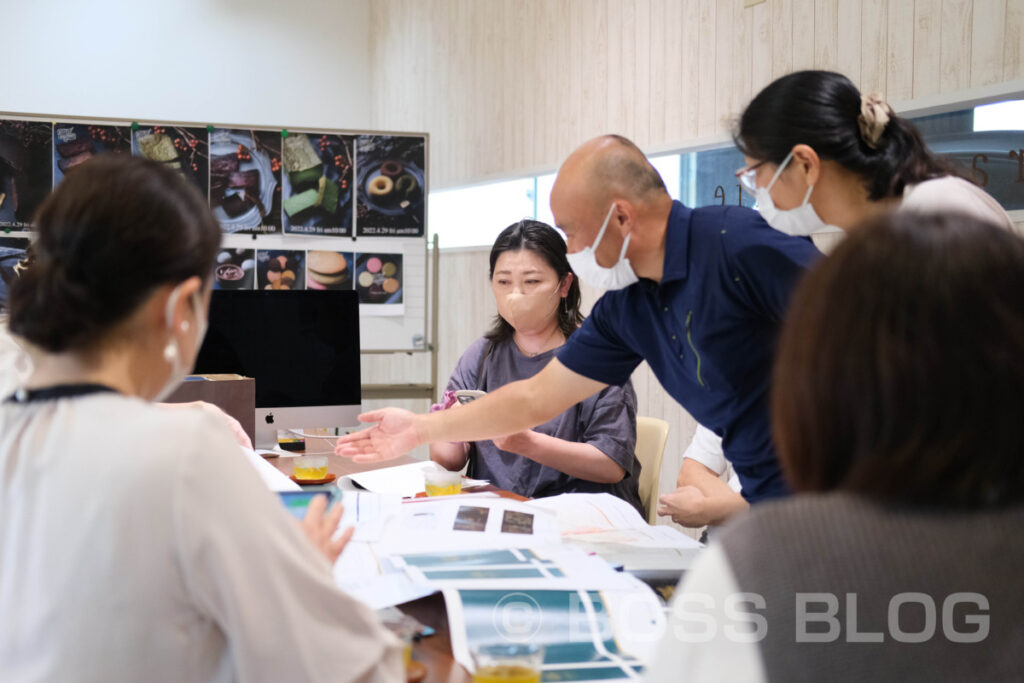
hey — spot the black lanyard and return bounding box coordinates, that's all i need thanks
[5,383,119,404]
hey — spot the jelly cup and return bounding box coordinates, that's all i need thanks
[293,455,328,481]
[424,468,463,496]
[472,643,544,683]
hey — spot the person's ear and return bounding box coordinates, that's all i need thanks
[165,276,203,333]
[611,200,635,236]
[559,272,574,298]
[791,144,821,187]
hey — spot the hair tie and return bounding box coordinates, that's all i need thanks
[858,93,892,150]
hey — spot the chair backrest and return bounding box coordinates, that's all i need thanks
[634,416,670,524]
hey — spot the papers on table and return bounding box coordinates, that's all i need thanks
[334,571,438,611]
[376,496,561,555]
[525,493,702,577]
[392,545,637,592]
[527,492,703,549]
[442,576,664,681]
[344,460,489,497]
[240,447,300,492]
[338,491,402,542]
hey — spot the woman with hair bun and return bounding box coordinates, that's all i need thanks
[0,155,402,682]
[430,220,642,513]
[733,70,1012,234]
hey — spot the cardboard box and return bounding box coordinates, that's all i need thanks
[165,374,255,446]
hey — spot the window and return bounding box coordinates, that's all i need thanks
[428,177,535,249]
[428,98,1022,248]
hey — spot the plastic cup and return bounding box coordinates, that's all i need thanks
[424,468,462,496]
[472,643,544,683]
[293,455,328,481]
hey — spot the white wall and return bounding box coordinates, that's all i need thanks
[0,0,371,130]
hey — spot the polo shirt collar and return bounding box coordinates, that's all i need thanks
[660,200,691,283]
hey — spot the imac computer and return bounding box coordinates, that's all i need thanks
[192,290,361,448]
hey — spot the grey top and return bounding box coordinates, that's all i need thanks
[445,336,642,514]
[718,493,1024,682]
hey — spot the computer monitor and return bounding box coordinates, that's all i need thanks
[193,290,361,448]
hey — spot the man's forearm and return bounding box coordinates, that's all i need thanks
[416,360,606,446]
[700,491,748,525]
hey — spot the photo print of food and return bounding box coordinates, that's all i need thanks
[256,250,305,290]
[52,123,131,187]
[213,248,256,290]
[356,135,425,237]
[306,250,353,290]
[0,236,30,314]
[209,128,281,234]
[282,133,355,236]
[355,252,403,314]
[0,121,52,228]
[132,125,209,197]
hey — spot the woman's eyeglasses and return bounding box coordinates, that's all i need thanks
[735,161,767,196]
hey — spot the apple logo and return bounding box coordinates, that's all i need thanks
[265,413,275,424]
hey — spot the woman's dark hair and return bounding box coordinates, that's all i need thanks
[485,219,583,344]
[772,211,1024,509]
[736,70,960,200]
[9,154,221,352]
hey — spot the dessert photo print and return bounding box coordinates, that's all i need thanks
[0,120,52,228]
[356,135,425,237]
[52,123,131,188]
[256,250,305,290]
[213,248,256,290]
[209,128,282,235]
[355,252,403,314]
[282,133,355,236]
[132,125,210,198]
[306,250,354,290]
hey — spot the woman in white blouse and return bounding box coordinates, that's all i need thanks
[0,155,401,682]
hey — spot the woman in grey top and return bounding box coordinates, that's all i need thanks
[430,220,642,513]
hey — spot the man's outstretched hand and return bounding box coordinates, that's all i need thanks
[334,407,423,462]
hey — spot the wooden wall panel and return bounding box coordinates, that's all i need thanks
[940,0,974,91]
[913,0,943,97]
[1008,0,1024,79]
[972,0,1007,86]
[369,0,1024,188]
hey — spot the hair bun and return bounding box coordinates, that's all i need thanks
[858,93,893,149]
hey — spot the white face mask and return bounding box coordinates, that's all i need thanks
[153,284,208,402]
[754,151,830,236]
[565,203,639,290]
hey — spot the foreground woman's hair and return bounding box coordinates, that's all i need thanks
[9,154,220,352]
[773,211,1024,507]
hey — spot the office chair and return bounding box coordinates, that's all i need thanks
[635,416,670,524]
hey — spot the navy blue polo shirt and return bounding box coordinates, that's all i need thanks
[558,201,821,502]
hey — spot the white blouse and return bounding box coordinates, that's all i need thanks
[0,392,402,682]
[901,176,1014,230]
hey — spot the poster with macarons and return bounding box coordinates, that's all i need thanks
[355,252,403,315]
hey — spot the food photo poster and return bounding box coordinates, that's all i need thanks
[356,135,425,238]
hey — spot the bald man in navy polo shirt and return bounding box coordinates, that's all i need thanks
[338,135,821,504]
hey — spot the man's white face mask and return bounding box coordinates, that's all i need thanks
[153,283,207,402]
[752,150,830,236]
[565,203,639,290]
